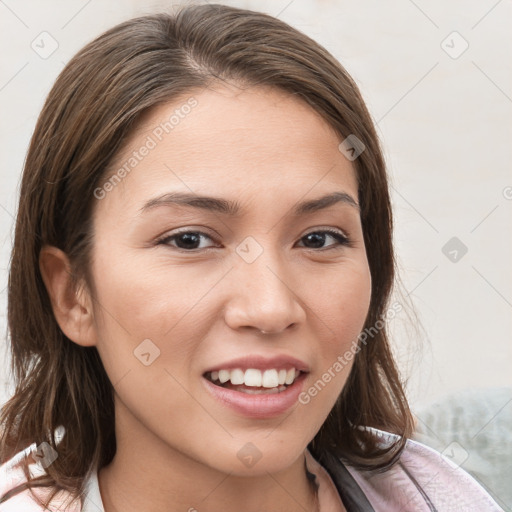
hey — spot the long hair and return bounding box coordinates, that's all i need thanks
[0,4,413,509]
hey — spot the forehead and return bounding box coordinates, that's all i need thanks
[96,84,358,214]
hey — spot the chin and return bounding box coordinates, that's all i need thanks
[201,436,310,477]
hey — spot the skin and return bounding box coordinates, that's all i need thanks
[40,83,371,512]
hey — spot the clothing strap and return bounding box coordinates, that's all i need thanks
[313,449,376,512]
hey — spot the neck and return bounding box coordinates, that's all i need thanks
[97,404,318,512]
[98,451,318,512]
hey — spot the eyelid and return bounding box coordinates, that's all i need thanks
[302,226,349,238]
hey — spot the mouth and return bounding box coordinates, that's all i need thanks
[204,367,305,395]
[201,355,310,418]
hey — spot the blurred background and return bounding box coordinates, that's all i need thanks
[1,0,511,508]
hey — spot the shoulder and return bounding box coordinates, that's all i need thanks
[0,443,80,512]
[344,430,504,511]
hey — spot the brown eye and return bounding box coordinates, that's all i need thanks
[298,230,350,250]
[157,231,216,250]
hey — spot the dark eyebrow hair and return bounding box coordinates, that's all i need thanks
[139,191,359,216]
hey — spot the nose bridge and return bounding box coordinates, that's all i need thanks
[224,236,306,333]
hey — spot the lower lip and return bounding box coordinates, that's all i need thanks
[202,373,307,419]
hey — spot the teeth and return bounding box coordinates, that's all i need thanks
[230,368,245,385]
[244,369,262,387]
[262,369,279,388]
[241,385,287,394]
[218,369,230,384]
[209,368,301,388]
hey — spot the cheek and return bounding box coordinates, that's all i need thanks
[316,262,372,347]
[88,256,189,379]
[91,251,211,337]
[301,261,371,405]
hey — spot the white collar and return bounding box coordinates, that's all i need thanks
[82,469,105,512]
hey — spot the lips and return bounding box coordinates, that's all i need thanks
[202,354,309,418]
[203,354,310,374]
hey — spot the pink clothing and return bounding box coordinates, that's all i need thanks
[0,435,504,511]
[342,440,502,511]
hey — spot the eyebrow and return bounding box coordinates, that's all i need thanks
[139,191,359,216]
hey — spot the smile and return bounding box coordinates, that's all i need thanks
[205,368,302,394]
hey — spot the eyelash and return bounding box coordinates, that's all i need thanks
[155,228,352,252]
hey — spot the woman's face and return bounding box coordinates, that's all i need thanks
[88,84,371,476]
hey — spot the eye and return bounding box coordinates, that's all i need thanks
[296,229,351,250]
[156,230,217,251]
[156,228,351,252]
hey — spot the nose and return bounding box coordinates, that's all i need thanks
[223,246,307,335]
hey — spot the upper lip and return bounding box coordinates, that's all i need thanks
[203,354,310,374]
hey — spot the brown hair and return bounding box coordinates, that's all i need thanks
[0,4,413,509]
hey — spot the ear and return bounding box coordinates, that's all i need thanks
[39,245,97,347]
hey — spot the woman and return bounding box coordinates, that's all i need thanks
[0,4,503,511]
